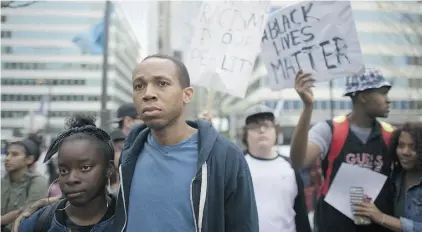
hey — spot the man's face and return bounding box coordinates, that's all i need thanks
[360,87,390,118]
[246,119,277,150]
[132,58,193,130]
[5,144,32,172]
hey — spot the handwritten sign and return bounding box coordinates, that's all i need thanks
[186,1,269,98]
[261,1,364,90]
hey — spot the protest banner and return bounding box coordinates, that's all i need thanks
[186,1,270,99]
[261,1,365,90]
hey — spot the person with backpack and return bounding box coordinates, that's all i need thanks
[354,123,422,232]
[1,134,48,231]
[17,114,116,232]
[290,68,395,232]
[240,104,311,232]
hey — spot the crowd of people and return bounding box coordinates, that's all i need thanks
[1,54,420,232]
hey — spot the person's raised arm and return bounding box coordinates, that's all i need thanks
[289,70,321,169]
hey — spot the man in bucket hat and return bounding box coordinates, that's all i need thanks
[289,68,395,232]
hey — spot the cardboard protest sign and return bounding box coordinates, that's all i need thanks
[261,1,364,90]
[186,1,269,98]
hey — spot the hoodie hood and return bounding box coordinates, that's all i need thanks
[123,119,218,170]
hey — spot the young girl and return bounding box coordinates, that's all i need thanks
[354,123,422,232]
[18,115,116,232]
[1,134,48,231]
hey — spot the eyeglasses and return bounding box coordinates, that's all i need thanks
[246,122,275,131]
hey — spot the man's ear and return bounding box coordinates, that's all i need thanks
[25,155,35,166]
[182,87,194,104]
[357,92,368,104]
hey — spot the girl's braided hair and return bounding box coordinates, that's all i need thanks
[43,114,114,163]
[389,122,422,171]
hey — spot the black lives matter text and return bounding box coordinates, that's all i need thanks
[262,2,351,83]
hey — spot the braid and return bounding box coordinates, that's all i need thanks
[43,115,114,163]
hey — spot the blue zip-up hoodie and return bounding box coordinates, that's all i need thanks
[112,120,259,232]
[18,198,115,232]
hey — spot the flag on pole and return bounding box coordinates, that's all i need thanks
[72,19,105,55]
[72,3,113,54]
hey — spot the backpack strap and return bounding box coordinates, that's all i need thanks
[279,154,292,164]
[320,115,349,196]
[380,121,394,146]
[34,200,62,232]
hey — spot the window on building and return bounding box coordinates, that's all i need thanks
[321,100,328,109]
[1,78,86,86]
[1,31,11,38]
[1,62,101,71]
[293,100,302,110]
[409,78,422,88]
[1,46,11,54]
[409,100,422,110]
[1,94,101,102]
[400,101,409,109]
[406,56,422,66]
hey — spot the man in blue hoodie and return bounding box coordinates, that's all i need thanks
[12,54,258,232]
[114,54,258,232]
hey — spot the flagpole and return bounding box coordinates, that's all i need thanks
[100,0,111,130]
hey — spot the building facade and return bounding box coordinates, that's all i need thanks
[1,1,141,139]
[222,1,422,142]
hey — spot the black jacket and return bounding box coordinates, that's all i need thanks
[280,156,312,232]
[112,120,259,232]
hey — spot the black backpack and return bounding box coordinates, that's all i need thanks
[33,200,63,232]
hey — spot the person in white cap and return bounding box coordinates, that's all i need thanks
[241,104,311,232]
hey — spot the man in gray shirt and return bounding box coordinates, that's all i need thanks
[289,68,395,232]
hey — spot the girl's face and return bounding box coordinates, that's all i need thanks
[396,131,419,171]
[5,144,33,172]
[57,139,109,207]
